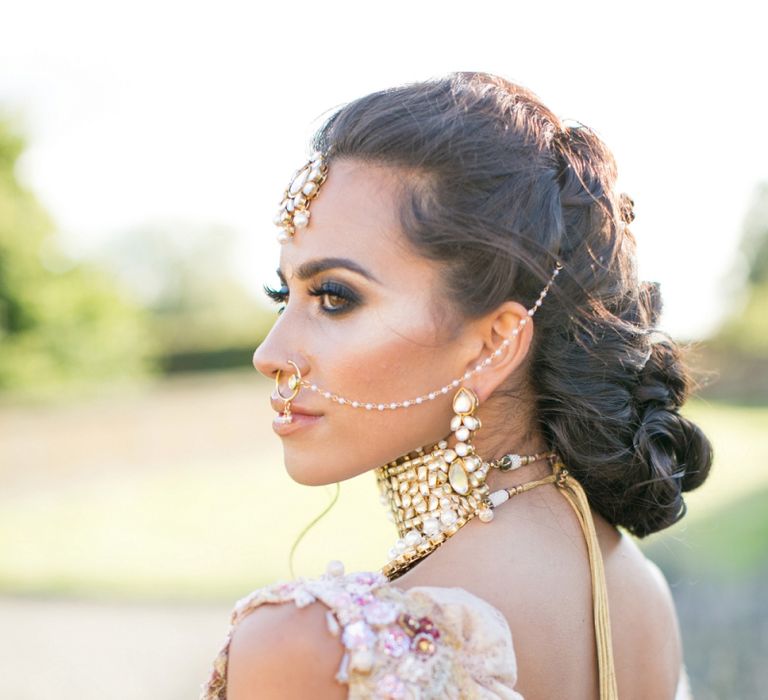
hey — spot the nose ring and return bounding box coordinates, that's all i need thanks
[275,360,302,422]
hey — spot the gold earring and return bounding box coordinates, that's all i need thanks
[275,360,302,423]
[445,386,483,497]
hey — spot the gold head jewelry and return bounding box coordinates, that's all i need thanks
[273,149,331,243]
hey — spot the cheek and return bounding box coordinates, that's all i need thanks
[282,316,459,484]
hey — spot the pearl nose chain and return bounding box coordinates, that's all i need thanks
[273,261,561,423]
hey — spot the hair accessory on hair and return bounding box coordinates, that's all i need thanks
[618,192,636,224]
[273,148,331,243]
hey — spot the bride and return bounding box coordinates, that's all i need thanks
[201,71,711,699]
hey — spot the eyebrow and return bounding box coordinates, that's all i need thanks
[276,257,382,285]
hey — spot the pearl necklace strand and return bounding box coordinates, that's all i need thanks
[291,263,562,411]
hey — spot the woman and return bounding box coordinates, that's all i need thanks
[200,72,712,699]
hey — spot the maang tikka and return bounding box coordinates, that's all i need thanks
[271,146,564,579]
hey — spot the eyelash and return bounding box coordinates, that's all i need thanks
[262,281,358,316]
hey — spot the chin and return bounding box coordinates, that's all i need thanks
[282,451,338,487]
[285,466,327,487]
[280,430,451,486]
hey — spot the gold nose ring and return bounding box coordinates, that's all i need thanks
[275,360,302,422]
[275,360,302,400]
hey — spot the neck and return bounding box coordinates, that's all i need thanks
[376,415,557,580]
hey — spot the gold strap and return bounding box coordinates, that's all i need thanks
[552,458,619,699]
[501,458,618,697]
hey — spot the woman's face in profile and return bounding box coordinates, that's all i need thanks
[252,159,475,486]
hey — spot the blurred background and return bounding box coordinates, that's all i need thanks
[0,1,765,698]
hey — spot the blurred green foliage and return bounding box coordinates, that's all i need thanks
[0,116,155,393]
[0,112,279,392]
[644,483,768,581]
[96,222,277,372]
[710,181,768,357]
[695,181,768,404]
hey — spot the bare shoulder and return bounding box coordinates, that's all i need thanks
[227,599,347,700]
[605,530,685,697]
[611,530,683,650]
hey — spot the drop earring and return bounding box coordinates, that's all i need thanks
[445,386,483,498]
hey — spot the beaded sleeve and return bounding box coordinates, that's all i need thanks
[199,565,523,700]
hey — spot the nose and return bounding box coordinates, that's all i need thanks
[252,340,308,386]
[252,344,281,380]
[252,305,310,382]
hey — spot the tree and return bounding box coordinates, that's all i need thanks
[0,113,154,393]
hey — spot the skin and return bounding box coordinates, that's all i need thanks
[245,158,684,699]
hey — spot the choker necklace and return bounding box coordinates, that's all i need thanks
[372,386,560,580]
[375,440,561,580]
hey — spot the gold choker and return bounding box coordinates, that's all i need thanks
[375,435,558,580]
[370,387,558,580]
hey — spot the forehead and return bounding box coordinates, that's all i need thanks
[277,159,428,281]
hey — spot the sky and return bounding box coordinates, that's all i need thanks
[1,0,765,341]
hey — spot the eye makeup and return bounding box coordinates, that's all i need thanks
[263,280,360,316]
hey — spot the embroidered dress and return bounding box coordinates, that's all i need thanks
[199,561,693,699]
[200,563,522,700]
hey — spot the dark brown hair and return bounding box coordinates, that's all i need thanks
[310,71,713,537]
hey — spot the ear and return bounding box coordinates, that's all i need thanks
[461,300,534,405]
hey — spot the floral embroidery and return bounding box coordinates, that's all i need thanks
[413,632,437,657]
[376,672,407,699]
[199,560,522,700]
[379,624,412,657]
[342,619,377,650]
[363,599,399,626]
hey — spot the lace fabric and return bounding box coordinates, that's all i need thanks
[199,564,523,699]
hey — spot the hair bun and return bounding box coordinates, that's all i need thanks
[633,335,687,411]
[626,337,713,537]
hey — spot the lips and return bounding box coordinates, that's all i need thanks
[270,394,323,417]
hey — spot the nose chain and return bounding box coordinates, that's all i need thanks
[274,262,561,422]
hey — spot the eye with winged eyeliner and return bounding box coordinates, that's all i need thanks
[263,280,360,316]
[264,257,375,316]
